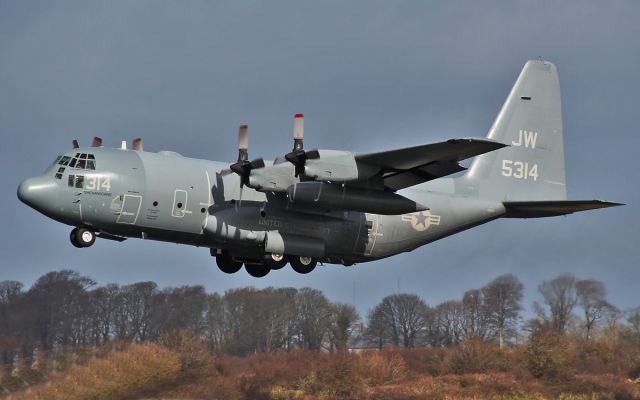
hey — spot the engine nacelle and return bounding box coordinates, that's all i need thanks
[287,181,428,215]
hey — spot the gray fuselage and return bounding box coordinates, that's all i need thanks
[19,147,505,265]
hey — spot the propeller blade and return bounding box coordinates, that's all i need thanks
[293,113,304,151]
[285,113,308,177]
[132,137,143,152]
[238,124,249,162]
[72,139,80,149]
[249,158,265,169]
[91,136,103,147]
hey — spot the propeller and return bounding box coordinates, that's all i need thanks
[91,136,103,147]
[284,114,306,176]
[132,137,143,152]
[229,124,265,187]
[284,114,319,177]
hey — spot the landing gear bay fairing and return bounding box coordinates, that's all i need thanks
[18,60,621,277]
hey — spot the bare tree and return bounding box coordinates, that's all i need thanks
[575,279,609,340]
[366,305,391,349]
[482,274,524,348]
[367,294,430,348]
[432,300,464,346]
[461,289,490,341]
[295,288,333,350]
[538,274,578,335]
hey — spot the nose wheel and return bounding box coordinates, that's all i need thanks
[70,227,95,248]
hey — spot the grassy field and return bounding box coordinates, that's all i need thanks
[3,334,640,400]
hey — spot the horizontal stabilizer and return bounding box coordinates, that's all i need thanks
[503,200,623,218]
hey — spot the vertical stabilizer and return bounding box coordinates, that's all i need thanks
[463,60,567,201]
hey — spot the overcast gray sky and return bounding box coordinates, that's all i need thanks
[1,1,638,317]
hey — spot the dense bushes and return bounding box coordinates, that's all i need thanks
[7,343,183,400]
[5,338,640,400]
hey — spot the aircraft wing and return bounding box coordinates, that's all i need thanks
[355,138,507,190]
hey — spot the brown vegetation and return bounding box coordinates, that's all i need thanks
[3,271,640,399]
[4,336,639,400]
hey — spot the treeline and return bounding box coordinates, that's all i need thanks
[0,270,359,363]
[1,270,640,368]
[365,274,640,350]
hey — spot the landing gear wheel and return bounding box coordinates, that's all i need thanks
[71,227,95,248]
[70,228,82,248]
[216,252,243,274]
[290,256,317,274]
[264,253,288,270]
[245,263,270,278]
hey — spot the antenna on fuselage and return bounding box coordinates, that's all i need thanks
[72,139,80,149]
[91,136,103,147]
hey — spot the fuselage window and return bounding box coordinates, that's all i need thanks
[55,167,65,180]
[59,156,71,166]
[68,154,96,170]
[68,174,85,188]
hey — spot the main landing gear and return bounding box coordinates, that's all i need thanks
[289,255,317,274]
[211,250,318,277]
[70,227,95,248]
[215,251,243,274]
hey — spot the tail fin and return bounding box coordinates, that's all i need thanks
[463,59,567,201]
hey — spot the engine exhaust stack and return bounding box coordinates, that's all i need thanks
[132,138,143,152]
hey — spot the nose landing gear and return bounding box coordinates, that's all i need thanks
[70,227,96,248]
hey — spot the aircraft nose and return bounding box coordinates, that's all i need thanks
[17,176,57,210]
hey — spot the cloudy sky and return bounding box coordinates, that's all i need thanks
[1,1,638,317]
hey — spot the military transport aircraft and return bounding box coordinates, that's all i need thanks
[18,59,621,277]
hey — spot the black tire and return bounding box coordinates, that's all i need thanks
[70,228,82,248]
[264,253,288,270]
[290,256,317,274]
[245,263,270,278]
[74,228,95,248]
[216,253,243,274]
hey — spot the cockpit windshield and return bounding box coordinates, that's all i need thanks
[50,153,97,180]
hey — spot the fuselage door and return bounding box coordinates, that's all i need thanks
[364,214,380,256]
[116,195,142,224]
[172,189,188,218]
